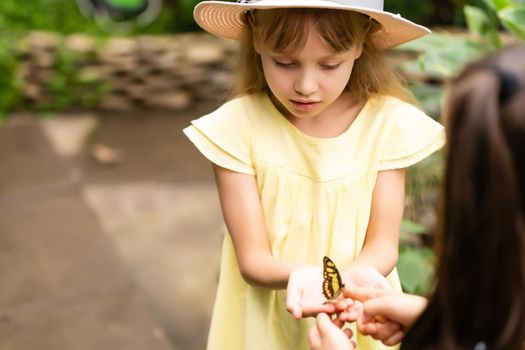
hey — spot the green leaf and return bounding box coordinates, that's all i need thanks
[498,7,525,39]
[409,83,445,119]
[397,247,434,295]
[398,32,488,79]
[464,5,493,36]
[511,0,525,6]
[421,40,486,78]
[401,219,427,236]
[398,33,451,52]
[483,0,512,11]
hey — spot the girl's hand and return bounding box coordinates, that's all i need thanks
[357,308,405,346]
[343,265,392,290]
[286,266,350,319]
[361,292,427,330]
[340,287,427,346]
[308,313,356,350]
[338,286,393,323]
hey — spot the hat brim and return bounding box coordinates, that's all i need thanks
[194,0,430,49]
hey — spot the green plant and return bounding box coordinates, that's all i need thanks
[397,219,436,295]
[0,0,178,36]
[0,35,21,123]
[36,42,112,112]
[385,0,432,25]
[400,0,525,80]
[398,243,435,295]
[396,0,525,296]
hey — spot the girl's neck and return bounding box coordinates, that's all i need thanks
[270,91,365,139]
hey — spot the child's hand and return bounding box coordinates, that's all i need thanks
[308,313,355,350]
[339,286,427,346]
[286,266,351,319]
[358,315,405,346]
[343,265,392,290]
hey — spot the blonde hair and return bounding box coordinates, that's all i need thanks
[232,8,415,104]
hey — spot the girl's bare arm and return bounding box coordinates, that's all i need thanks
[350,169,405,276]
[213,164,294,289]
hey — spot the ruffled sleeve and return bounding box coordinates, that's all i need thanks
[378,100,445,171]
[183,98,255,175]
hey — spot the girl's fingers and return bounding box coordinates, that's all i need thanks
[342,286,392,302]
[286,291,303,319]
[331,316,347,329]
[368,321,401,343]
[357,320,378,335]
[308,323,321,349]
[342,328,353,339]
[383,330,405,346]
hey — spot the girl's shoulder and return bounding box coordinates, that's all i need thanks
[211,93,268,117]
[368,94,428,119]
[197,93,272,128]
[189,93,273,140]
[363,93,440,132]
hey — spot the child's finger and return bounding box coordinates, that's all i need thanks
[316,313,339,333]
[342,286,391,302]
[308,322,321,349]
[342,328,354,339]
[286,287,303,319]
[331,316,345,328]
[383,330,405,346]
[369,321,401,343]
[301,300,337,318]
[337,301,362,322]
[357,320,378,336]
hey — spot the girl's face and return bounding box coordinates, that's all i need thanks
[257,24,362,120]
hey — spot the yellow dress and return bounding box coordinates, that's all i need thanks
[183,93,445,350]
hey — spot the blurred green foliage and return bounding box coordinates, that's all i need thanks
[395,0,525,295]
[40,44,112,112]
[0,0,180,36]
[402,0,525,81]
[384,0,432,24]
[0,0,194,121]
[0,0,105,36]
[0,36,21,124]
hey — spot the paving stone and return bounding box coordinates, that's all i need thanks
[81,105,220,185]
[0,194,128,307]
[82,183,223,350]
[0,116,175,350]
[40,114,99,158]
[0,282,173,350]
[0,118,75,195]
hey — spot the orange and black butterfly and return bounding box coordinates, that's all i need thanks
[322,256,345,303]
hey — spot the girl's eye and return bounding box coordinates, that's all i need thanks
[321,63,341,70]
[274,60,295,68]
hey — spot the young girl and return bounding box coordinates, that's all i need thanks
[183,0,445,349]
[309,45,525,350]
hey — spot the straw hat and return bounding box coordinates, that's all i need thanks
[193,0,430,49]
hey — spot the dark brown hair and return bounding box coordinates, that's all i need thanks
[402,45,525,350]
[232,8,415,104]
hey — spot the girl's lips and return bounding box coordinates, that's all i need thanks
[291,100,320,111]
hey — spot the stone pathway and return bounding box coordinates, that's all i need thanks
[0,103,224,349]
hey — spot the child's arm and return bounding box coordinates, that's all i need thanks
[213,164,294,289]
[348,169,405,276]
[215,164,347,316]
[287,169,405,319]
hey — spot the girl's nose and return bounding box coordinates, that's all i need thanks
[294,70,318,96]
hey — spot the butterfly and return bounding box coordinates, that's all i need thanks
[322,256,345,302]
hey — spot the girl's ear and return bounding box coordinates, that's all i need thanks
[253,40,262,54]
[354,42,363,60]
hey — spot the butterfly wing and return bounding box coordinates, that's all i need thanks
[322,256,344,301]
